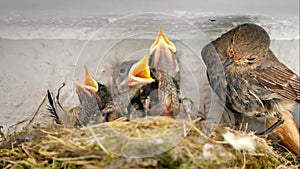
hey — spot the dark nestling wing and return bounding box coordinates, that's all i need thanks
[47,90,61,124]
[252,61,300,103]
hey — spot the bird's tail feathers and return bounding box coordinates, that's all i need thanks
[268,111,300,155]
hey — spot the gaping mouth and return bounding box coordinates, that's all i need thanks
[150,27,177,67]
[83,67,98,93]
[118,55,155,90]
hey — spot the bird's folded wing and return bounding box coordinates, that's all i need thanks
[252,61,300,103]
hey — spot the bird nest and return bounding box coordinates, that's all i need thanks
[0,112,299,168]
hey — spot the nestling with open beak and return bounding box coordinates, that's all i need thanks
[149,27,180,80]
[116,28,181,118]
[112,55,156,119]
[148,27,181,117]
[73,67,122,125]
[72,67,106,125]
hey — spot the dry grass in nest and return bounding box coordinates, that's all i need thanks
[1,114,299,168]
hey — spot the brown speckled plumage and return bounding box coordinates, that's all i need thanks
[202,23,300,155]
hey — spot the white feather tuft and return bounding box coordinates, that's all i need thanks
[223,131,256,152]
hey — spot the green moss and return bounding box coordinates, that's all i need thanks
[198,160,214,168]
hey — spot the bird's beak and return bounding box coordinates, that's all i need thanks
[128,55,155,86]
[236,61,246,65]
[73,78,104,126]
[73,79,94,99]
[119,55,155,90]
[150,27,177,67]
[73,67,99,99]
[223,58,234,68]
[83,67,98,93]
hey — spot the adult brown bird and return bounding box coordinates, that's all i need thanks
[201,23,300,155]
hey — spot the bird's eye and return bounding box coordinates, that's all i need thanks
[245,56,257,65]
[139,89,144,95]
[100,87,107,92]
[247,56,257,61]
[119,68,126,74]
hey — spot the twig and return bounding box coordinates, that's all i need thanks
[183,122,187,137]
[23,93,48,129]
[56,82,66,107]
[21,143,37,164]
[183,146,195,162]
[86,126,109,154]
[40,128,63,136]
[186,121,226,144]
[241,151,246,169]
[7,118,29,134]
[53,155,104,161]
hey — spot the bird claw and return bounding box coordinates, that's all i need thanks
[256,119,285,136]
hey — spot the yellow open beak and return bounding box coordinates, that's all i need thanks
[150,27,176,53]
[73,79,93,99]
[128,54,155,86]
[83,67,98,93]
[149,27,177,67]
